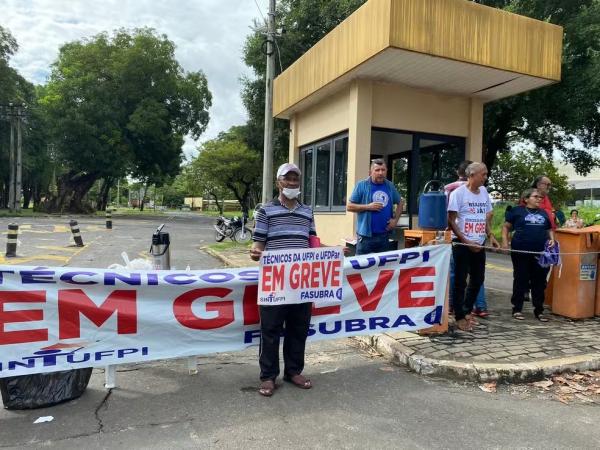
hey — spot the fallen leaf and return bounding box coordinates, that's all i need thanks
[575,393,595,403]
[566,382,587,392]
[479,382,497,393]
[572,374,585,381]
[532,380,553,389]
[556,394,572,404]
[558,386,575,394]
[379,366,395,372]
[554,376,568,384]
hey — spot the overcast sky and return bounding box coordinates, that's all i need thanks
[1,0,268,158]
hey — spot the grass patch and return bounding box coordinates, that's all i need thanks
[0,208,52,218]
[207,240,252,251]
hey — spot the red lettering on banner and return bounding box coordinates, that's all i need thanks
[173,288,234,330]
[58,289,137,339]
[262,265,285,292]
[311,303,341,316]
[398,267,435,308]
[301,263,311,288]
[242,284,259,325]
[0,290,47,345]
[346,270,394,311]
[289,261,342,290]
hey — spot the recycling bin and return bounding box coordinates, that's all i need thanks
[550,226,600,319]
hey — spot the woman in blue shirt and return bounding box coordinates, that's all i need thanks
[501,188,555,322]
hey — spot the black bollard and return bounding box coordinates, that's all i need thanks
[5,223,18,257]
[69,219,84,247]
[106,209,112,229]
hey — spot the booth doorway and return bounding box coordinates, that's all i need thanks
[371,128,465,227]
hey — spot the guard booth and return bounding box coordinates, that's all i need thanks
[273,0,563,245]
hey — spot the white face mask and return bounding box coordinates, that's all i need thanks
[282,187,301,199]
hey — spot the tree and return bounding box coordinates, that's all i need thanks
[40,28,212,212]
[194,132,262,216]
[487,149,573,205]
[477,0,600,174]
[241,0,366,163]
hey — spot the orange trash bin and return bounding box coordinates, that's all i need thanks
[551,226,600,319]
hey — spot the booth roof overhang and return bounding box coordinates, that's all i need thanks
[273,0,563,119]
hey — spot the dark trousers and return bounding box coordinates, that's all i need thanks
[356,233,390,255]
[452,243,486,321]
[510,252,549,316]
[259,302,312,381]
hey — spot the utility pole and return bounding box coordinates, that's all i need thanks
[1,104,26,211]
[8,111,15,211]
[16,105,22,212]
[261,0,276,204]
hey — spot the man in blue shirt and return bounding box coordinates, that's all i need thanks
[347,158,403,255]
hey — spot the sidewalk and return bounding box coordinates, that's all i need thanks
[208,245,600,383]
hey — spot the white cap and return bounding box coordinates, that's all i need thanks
[276,163,301,178]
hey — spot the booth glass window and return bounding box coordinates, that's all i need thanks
[300,133,348,211]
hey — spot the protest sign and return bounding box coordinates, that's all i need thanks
[0,244,450,377]
[258,246,344,306]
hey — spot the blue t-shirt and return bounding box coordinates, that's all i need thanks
[369,180,392,234]
[506,206,551,252]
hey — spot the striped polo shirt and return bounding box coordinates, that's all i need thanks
[252,199,317,250]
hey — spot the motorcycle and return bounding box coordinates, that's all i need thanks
[214,213,252,243]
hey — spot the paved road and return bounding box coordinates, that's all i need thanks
[2,215,599,449]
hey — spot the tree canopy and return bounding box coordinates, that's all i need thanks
[487,149,572,206]
[39,28,212,212]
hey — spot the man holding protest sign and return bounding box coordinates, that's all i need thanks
[250,163,317,397]
[347,158,403,255]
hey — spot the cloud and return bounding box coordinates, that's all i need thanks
[1,0,268,158]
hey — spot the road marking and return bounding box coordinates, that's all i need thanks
[486,286,513,294]
[35,245,80,253]
[0,254,71,264]
[53,225,70,233]
[485,262,512,273]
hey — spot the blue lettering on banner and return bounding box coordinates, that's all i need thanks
[104,272,142,286]
[21,270,56,284]
[0,347,150,374]
[60,271,98,285]
[348,250,431,270]
[199,272,235,283]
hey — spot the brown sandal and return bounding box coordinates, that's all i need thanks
[258,379,277,397]
[455,318,473,332]
[284,374,312,389]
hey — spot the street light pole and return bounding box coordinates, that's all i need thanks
[261,0,276,204]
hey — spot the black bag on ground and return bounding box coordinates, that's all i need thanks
[0,368,93,410]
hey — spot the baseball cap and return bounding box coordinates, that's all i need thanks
[276,163,301,178]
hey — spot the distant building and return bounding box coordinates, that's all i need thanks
[557,162,600,206]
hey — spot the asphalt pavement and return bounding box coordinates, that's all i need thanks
[1,214,600,449]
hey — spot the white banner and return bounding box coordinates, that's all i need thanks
[0,244,450,377]
[258,247,344,306]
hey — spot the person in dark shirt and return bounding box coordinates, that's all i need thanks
[501,188,555,322]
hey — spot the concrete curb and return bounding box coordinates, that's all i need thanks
[204,247,237,267]
[354,333,600,382]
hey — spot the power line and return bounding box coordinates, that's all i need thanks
[253,0,267,24]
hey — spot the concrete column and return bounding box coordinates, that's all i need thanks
[466,97,484,162]
[347,79,373,237]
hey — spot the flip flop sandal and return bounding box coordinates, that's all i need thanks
[536,314,549,322]
[284,374,312,389]
[258,379,277,397]
[512,312,525,320]
[455,319,473,332]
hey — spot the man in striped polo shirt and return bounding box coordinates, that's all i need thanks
[250,162,317,397]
